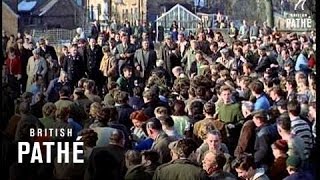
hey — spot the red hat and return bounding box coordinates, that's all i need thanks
[272,139,288,152]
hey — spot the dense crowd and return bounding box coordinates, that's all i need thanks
[1,18,317,180]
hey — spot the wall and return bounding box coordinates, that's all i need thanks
[2,2,19,34]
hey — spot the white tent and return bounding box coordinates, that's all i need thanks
[156,4,201,34]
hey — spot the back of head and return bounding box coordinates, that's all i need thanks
[141,150,160,164]
[114,91,129,104]
[170,138,198,158]
[232,154,256,171]
[109,129,125,145]
[158,115,174,128]
[59,85,71,97]
[78,128,98,148]
[204,102,215,115]
[125,150,142,167]
[146,117,162,131]
[19,101,31,115]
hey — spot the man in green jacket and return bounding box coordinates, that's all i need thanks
[153,138,208,180]
[217,85,244,154]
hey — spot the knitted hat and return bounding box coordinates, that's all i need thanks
[272,139,288,152]
[286,155,301,168]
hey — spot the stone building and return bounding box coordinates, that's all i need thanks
[2,0,19,35]
[18,0,85,31]
[88,0,194,24]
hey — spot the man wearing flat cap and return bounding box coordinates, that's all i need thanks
[252,110,278,169]
[26,48,47,92]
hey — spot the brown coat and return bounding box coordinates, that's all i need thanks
[234,120,256,157]
[269,156,288,180]
[99,53,117,77]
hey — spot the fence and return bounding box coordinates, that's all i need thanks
[31,28,91,45]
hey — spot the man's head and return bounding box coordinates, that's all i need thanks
[269,86,283,102]
[252,110,268,127]
[203,102,215,116]
[219,85,232,104]
[146,117,162,139]
[109,129,125,147]
[232,155,256,179]
[89,38,97,47]
[276,116,291,138]
[205,130,222,152]
[122,65,133,78]
[141,150,159,166]
[70,44,78,56]
[249,80,264,96]
[142,40,149,50]
[202,151,226,175]
[125,150,141,168]
[178,33,185,42]
[121,33,128,44]
[169,138,197,160]
[287,100,300,117]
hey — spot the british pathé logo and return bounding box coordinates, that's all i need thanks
[285,13,312,29]
[294,0,307,11]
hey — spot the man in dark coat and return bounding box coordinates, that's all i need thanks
[115,33,136,73]
[125,150,151,180]
[252,110,277,168]
[146,118,172,164]
[17,38,33,91]
[38,38,58,61]
[84,129,126,180]
[90,20,100,40]
[134,40,157,81]
[153,138,208,180]
[115,91,134,130]
[86,38,103,90]
[63,44,85,88]
[255,45,271,73]
[158,35,181,79]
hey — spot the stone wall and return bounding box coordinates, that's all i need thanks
[2,2,19,35]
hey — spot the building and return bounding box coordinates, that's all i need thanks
[87,0,194,24]
[18,0,85,31]
[2,0,19,34]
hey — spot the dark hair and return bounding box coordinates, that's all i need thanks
[173,100,186,116]
[249,80,264,94]
[59,85,71,96]
[125,150,141,166]
[146,117,162,131]
[78,129,98,147]
[133,86,143,97]
[277,115,291,132]
[109,129,125,144]
[232,154,256,171]
[215,152,227,169]
[190,101,204,115]
[204,102,215,115]
[114,91,129,104]
[158,115,174,127]
[287,100,300,116]
[286,78,297,89]
[141,150,160,164]
[172,138,198,158]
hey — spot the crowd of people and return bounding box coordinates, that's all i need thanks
[1,17,317,180]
